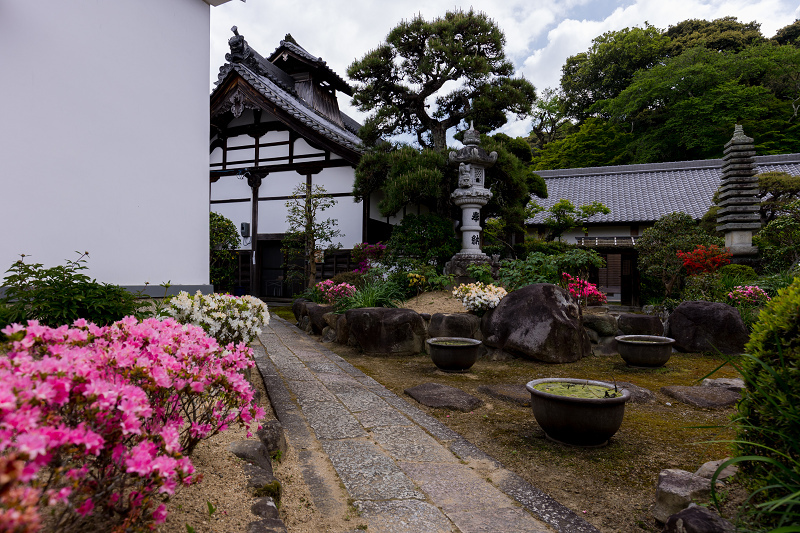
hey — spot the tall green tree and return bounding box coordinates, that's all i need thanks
[347,9,537,152]
[210,212,240,292]
[665,16,765,56]
[528,87,573,154]
[528,199,611,242]
[533,117,633,170]
[559,24,670,121]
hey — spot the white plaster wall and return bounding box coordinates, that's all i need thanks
[262,172,306,198]
[314,166,357,195]
[0,0,211,286]
[325,200,363,248]
[210,176,252,201]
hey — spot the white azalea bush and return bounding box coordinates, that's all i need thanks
[452,282,507,314]
[165,291,270,346]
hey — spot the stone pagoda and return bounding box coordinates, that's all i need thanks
[716,125,761,259]
[444,124,498,279]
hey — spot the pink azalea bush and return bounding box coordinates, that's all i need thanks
[0,317,264,533]
[351,242,386,274]
[562,273,608,305]
[315,279,356,305]
[728,285,771,306]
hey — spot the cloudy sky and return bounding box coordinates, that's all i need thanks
[209,0,799,139]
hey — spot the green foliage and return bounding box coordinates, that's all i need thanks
[491,133,532,163]
[528,198,611,241]
[719,264,758,282]
[772,19,800,47]
[758,172,800,223]
[754,199,800,273]
[333,278,404,312]
[282,183,343,287]
[528,87,572,154]
[729,278,800,529]
[0,252,140,328]
[665,16,766,56]
[348,9,536,152]
[514,237,572,260]
[559,24,671,121]
[385,214,460,270]
[533,117,634,170]
[494,249,605,292]
[636,212,722,296]
[209,212,240,293]
[466,263,494,284]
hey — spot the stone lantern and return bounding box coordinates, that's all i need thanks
[444,124,498,279]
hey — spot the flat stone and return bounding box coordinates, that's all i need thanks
[321,440,424,500]
[302,401,368,440]
[229,440,272,472]
[335,390,386,412]
[405,383,483,412]
[400,462,550,532]
[247,518,288,533]
[701,378,745,393]
[288,380,338,404]
[251,497,280,519]
[353,406,411,428]
[242,462,278,489]
[660,386,740,408]
[353,500,453,533]
[257,420,287,459]
[371,425,458,463]
[582,313,617,336]
[617,381,656,404]
[695,459,738,482]
[477,383,530,406]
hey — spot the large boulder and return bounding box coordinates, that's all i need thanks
[481,283,591,363]
[618,313,664,336]
[292,298,310,322]
[582,313,617,337]
[305,303,334,335]
[661,504,735,533]
[345,308,426,356]
[665,301,749,354]
[427,313,482,341]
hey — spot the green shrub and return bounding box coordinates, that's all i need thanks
[718,264,758,282]
[385,214,460,270]
[210,212,240,293]
[495,249,605,292]
[0,253,140,328]
[513,238,572,260]
[731,277,800,528]
[681,272,725,303]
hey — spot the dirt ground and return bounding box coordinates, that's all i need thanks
[160,292,747,533]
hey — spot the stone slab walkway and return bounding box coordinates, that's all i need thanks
[255,317,600,533]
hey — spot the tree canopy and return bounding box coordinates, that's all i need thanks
[348,9,537,152]
[535,17,800,169]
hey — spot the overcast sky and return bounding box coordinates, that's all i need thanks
[210,0,800,139]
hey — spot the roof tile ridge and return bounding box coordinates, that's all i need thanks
[535,159,725,178]
[239,68,361,152]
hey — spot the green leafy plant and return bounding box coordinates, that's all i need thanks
[206,501,217,517]
[714,277,800,530]
[333,278,404,312]
[527,198,611,242]
[210,212,240,293]
[0,252,140,328]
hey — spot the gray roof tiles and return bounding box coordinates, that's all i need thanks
[529,154,800,225]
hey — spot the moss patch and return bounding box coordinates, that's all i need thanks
[253,480,282,505]
[270,306,296,324]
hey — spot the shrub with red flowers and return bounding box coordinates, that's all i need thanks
[676,244,731,276]
[315,279,357,305]
[0,317,264,533]
[351,242,386,274]
[562,273,608,306]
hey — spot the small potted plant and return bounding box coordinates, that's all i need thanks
[426,337,482,372]
[526,378,631,447]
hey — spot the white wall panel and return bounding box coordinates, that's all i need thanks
[0,0,211,286]
[293,137,325,156]
[258,200,291,234]
[324,200,363,248]
[261,171,306,197]
[314,167,356,194]
[210,176,251,201]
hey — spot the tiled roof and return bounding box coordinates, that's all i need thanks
[218,63,362,153]
[268,39,352,95]
[528,154,800,225]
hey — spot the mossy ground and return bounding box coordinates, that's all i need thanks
[270,304,746,532]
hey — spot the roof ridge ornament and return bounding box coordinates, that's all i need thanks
[226,26,251,63]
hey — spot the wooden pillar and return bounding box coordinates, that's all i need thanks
[247,172,265,296]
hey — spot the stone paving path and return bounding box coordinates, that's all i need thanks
[255,317,600,533]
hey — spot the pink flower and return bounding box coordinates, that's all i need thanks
[153,504,168,524]
[76,498,94,517]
